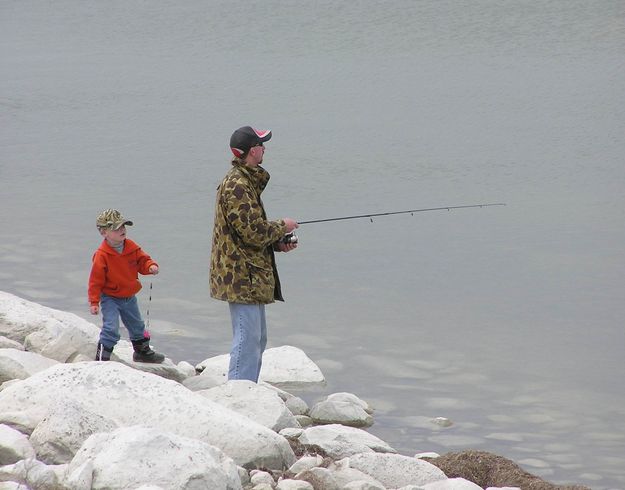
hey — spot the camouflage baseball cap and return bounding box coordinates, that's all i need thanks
[96,209,133,230]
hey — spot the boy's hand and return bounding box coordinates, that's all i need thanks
[149,265,159,275]
[90,305,99,315]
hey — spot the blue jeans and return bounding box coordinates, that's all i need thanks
[228,303,267,382]
[99,294,146,349]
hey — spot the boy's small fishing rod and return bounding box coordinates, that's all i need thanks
[297,202,506,225]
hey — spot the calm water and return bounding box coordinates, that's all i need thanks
[2,1,624,487]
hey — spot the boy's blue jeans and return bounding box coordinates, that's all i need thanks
[228,303,267,382]
[99,294,146,348]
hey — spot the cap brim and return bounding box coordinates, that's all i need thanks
[254,129,272,143]
[112,220,133,230]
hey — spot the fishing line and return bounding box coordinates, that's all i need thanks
[145,281,153,335]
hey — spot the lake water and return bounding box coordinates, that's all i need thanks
[2,1,624,487]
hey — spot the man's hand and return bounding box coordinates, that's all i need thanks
[90,305,99,315]
[149,265,159,275]
[276,242,298,253]
[282,218,299,233]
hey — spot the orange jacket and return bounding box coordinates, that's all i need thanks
[88,238,157,305]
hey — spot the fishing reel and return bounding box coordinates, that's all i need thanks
[280,233,299,244]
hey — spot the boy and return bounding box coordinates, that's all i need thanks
[89,209,165,363]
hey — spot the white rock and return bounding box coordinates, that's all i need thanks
[326,392,373,414]
[260,382,309,416]
[176,360,196,377]
[276,479,314,490]
[0,483,27,490]
[342,481,385,490]
[327,458,384,488]
[183,370,227,390]
[0,458,60,490]
[29,398,118,464]
[111,341,187,382]
[0,337,23,350]
[0,348,58,384]
[295,415,313,427]
[250,469,275,486]
[0,425,35,465]
[198,380,300,432]
[309,399,373,428]
[260,346,326,389]
[252,484,274,490]
[294,467,339,490]
[485,487,521,490]
[349,452,447,488]
[0,362,295,470]
[286,396,309,416]
[416,452,441,459]
[288,455,324,474]
[66,426,242,489]
[0,291,99,362]
[279,428,304,440]
[64,459,93,490]
[197,345,325,390]
[422,477,483,490]
[297,424,395,459]
[238,466,250,485]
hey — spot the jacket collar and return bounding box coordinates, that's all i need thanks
[231,160,270,193]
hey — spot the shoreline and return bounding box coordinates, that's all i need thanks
[0,290,591,489]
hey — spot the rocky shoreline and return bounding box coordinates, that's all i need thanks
[0,291,589,490]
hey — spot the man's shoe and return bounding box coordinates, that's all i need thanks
[131,338,165,364]
[95,343,113,361]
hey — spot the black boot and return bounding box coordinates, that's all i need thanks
[95,343,113,361]
[132,338,165,363]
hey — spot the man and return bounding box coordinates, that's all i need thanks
[210,126,299,382]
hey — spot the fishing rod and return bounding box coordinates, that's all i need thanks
[280,203,505,243]
[298,202,506,225]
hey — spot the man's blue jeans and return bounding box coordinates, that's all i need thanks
[228,303,267,382]
[99,294,146,348]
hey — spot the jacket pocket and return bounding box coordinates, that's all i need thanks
[246,262,274,293]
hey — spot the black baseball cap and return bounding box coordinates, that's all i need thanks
[230,126,272,157]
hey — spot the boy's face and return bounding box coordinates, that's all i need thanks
[100,225,127,247]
